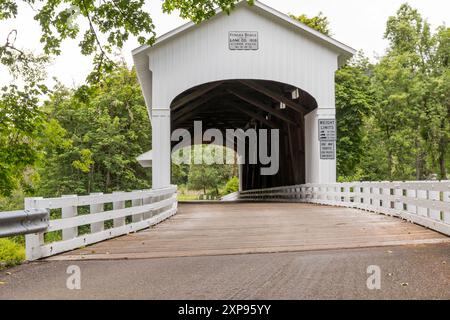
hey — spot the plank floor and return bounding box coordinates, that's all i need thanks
[51,202,450,261]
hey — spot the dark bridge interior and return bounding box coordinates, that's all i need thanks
[170,80,318,190]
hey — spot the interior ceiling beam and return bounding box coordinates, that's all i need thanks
[173,106,210,125]
[229,104,277,129]
[173,91,224,122]
[239,80,308,115]
[171,81,223,111]
[227,89,299,127]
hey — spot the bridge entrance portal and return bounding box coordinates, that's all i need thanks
[170,80,318,191]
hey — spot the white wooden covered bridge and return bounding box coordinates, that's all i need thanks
[133,0,354,189]
[9,1,449,264]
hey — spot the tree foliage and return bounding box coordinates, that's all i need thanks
[290,12,331,36]
[38,66,152,196]
[335,53,373,179]
[363,4,449,180]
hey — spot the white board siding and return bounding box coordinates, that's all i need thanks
[147,5,338,108]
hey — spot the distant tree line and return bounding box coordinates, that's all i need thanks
[296,4,449,181]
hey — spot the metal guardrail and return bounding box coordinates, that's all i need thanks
[0,209,49,238]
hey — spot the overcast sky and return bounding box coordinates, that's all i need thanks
[0,0,449,88]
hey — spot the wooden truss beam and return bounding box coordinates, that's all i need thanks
[227,89,299,127]
[229,104,277,129]
[171,81,223,111]
[239,80,308,115]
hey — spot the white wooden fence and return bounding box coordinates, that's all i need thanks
[240,181,450,237]
[25,186,178,260]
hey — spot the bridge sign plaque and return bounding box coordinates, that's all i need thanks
[320,141,335,160]
[318,119,336,141]
[229,31,259,50]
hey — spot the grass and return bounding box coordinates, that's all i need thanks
[0,238,25,270]
[178,194,201,201]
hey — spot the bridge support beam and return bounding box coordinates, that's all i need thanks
[152,108,172,189]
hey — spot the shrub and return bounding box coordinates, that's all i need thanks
[0,238,25,269]
[224,177,239,195]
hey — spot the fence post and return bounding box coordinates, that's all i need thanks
[132,190,144,223]
[62,195,78,241]
[394,183,403,212]
[343,184,349,204]
[90,193,104,234]
[416,187,428,218]
[113,192,126,227]
[428,185,441,221]
[406,188,417,215]
[334,185,340,203]
[372,184,381,212]
[143,190,155,220]
[25,197,44,261]
[444,190,450,224]
[382,183,391,212]
[353,184,360,206]
[359,184,366,209]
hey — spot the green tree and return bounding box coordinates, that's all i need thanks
[224,176,239,194]
[429,26,450,179]
[188,165,222,195]
[38,66,152,196]
[290,12,331,36]
[335,52,373,179]
[186,146,234,195]
[369,3,448,180]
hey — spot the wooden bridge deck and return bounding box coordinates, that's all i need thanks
[51,203,450,261]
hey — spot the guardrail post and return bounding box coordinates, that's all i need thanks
[90,193,104,233]
[25,197,44,261]
[62,195,78,241]
[113,192,126,227]
[132,190,144,223]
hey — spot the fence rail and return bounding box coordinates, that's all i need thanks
[24,186,178,260]
[240,181,450,237]
[221,192,240,202]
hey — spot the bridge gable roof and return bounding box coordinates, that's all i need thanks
[132,1,355,59]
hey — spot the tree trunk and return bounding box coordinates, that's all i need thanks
[438,135,447,180]
[106,169,111,192]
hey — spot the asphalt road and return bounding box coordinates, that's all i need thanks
[0,243,449,300]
